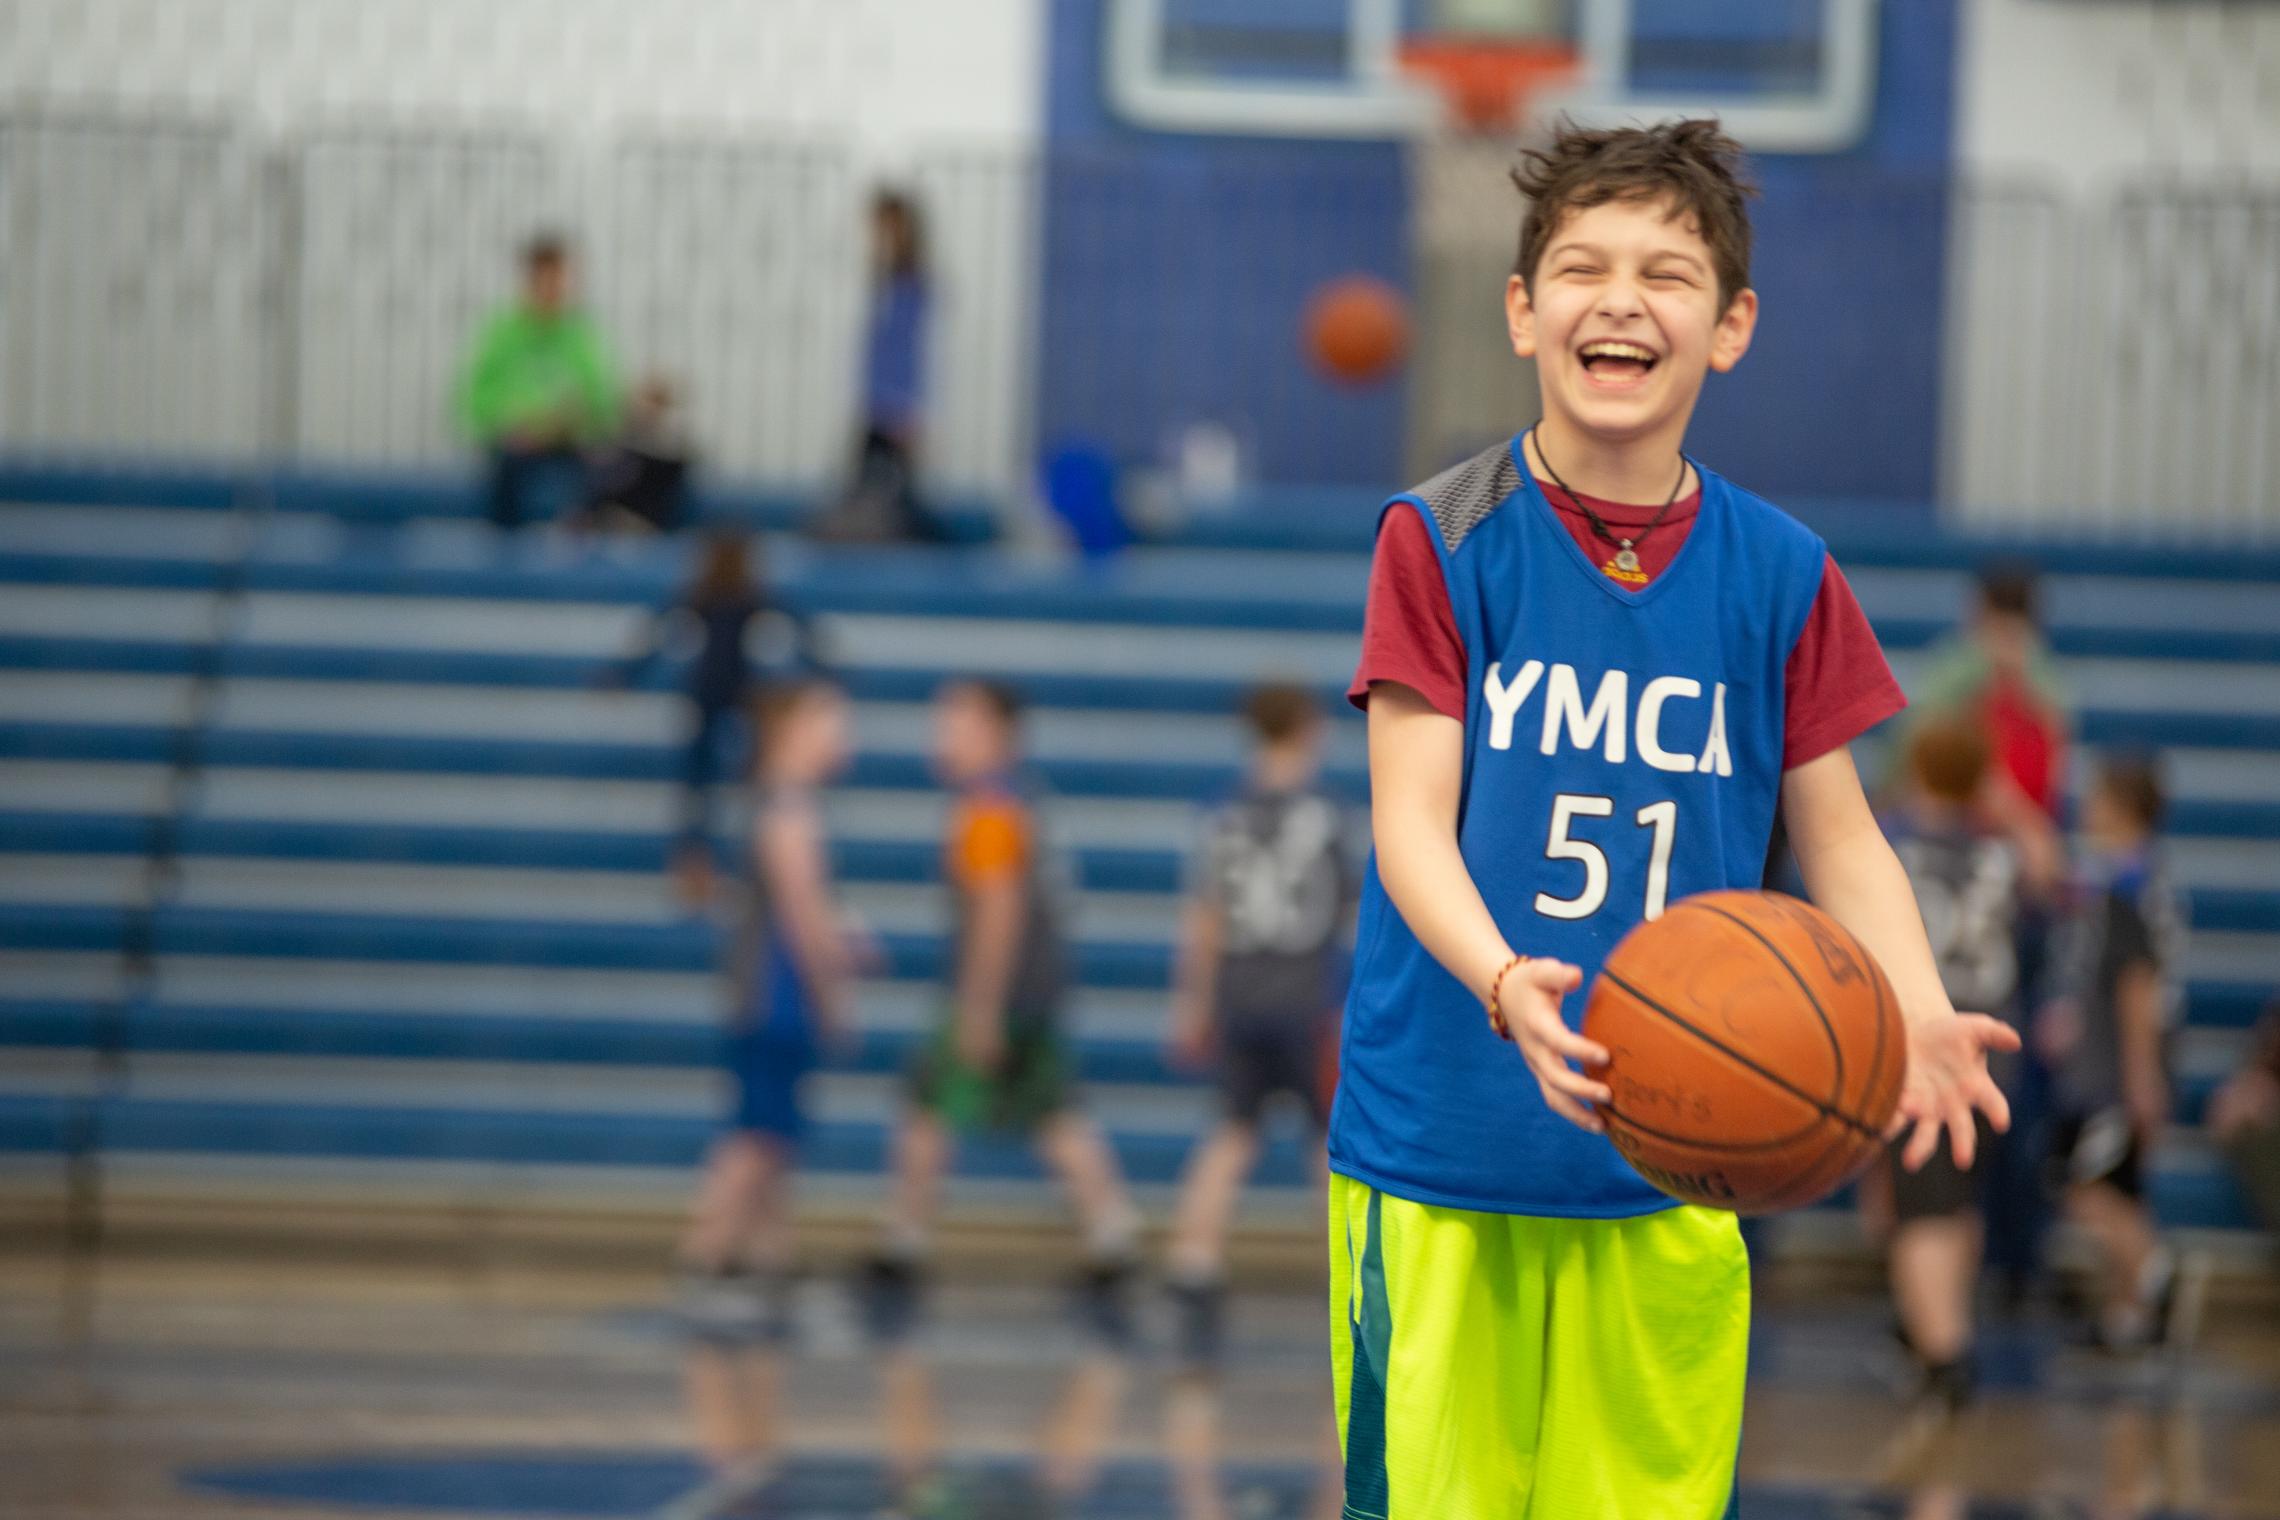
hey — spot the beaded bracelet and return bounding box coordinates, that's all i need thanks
[1485,953,1530,1041]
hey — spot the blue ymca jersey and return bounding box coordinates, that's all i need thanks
[1327,434,1833,1217]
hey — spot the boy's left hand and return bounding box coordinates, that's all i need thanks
[1892,1012,2021,1171]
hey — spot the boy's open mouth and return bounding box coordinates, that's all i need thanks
[1577,339,1659,384]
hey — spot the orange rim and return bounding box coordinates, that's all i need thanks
[1396,40,1577,131]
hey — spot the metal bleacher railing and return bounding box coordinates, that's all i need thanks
[0,111,1021,500]
[5,107,2279,530]
[1942,180,2280,537]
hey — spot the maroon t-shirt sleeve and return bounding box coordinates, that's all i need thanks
[1347,505,1468,720]
[1783,556,1907,769]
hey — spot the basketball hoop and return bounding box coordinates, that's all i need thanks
[1395,31,1577,479]
[1397,38,1577,135]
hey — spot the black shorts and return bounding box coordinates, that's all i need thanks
[1218,1014,1330,1131]
[2049,1107,2144,1200]
[1888,1116,1995,1222]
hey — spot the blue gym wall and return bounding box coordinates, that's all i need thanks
[1036,0,1957,504]
[1037,0,1414,490]
[1681,0,1958,505]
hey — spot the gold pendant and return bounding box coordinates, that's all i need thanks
[1614,544,1641,573]
[1600,551,1648,587]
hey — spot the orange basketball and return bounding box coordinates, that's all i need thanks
[1304,275,1409,384]
[1581,890,1905,1215]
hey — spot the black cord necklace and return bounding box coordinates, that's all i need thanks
[1528,427,1689,577]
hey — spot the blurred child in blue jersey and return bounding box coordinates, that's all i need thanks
[1163,682,1358,1365]
[1871,717,2025,1412]
[2040,755,2194,1351]
[676,677,862,1336]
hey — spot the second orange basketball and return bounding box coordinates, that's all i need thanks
[1581,890,1905,1215]
[1302,274,1409,385]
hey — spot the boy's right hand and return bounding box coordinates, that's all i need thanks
[1494,957,1610,1133]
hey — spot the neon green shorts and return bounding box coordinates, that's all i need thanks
[1330,1173,1749,1520]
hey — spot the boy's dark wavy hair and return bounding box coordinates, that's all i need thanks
[1511,118,1757,310]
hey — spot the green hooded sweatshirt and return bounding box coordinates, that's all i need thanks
[456,304,619,445]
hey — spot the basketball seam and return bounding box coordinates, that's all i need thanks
[1602,1098,1822,1153]
[1599,968,1884,1143]
[1787,918,1904,1205]
[1682,899,1848,1103]
[1783,1115,1878,1215]
[1610,1097,1870,1215]
[1609,1110,1870,1214]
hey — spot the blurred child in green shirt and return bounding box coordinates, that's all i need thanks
[456,233,619,530]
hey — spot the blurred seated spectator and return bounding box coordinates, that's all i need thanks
[1908,563,2071,890]
[2209,999,2280,1238]
[457,232,620,531]
[573,373,693,538]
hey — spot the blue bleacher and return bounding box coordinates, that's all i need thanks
[1,476,2273,1239]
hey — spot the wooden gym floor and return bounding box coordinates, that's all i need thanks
[3,1242,2277,1519]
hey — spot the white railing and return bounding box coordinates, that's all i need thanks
[1943,179,2280,538]
[0,114,271,461]
[0,112,1035,499]
[3,107,2275,534]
